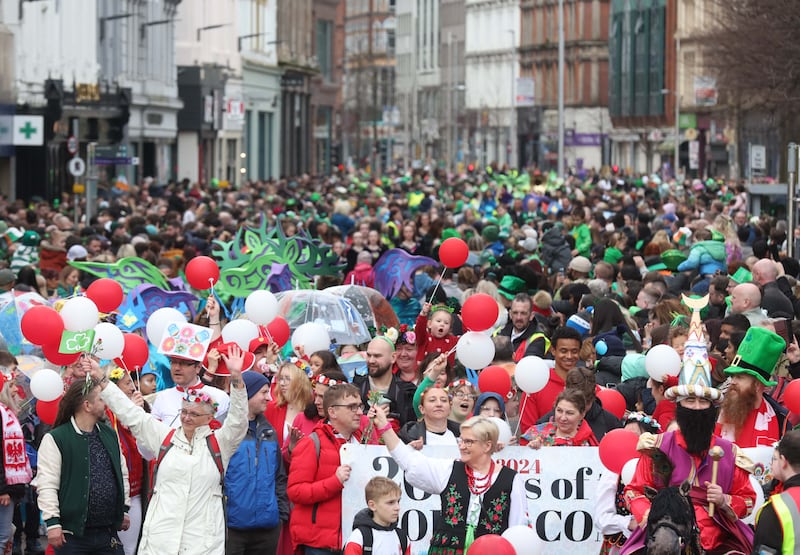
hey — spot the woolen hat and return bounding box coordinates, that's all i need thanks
[724,327,784,387]
[568,256,592,274]
[242,371,270,400]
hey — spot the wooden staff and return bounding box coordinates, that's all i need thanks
[708,445,724,517]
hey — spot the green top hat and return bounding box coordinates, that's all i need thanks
[730,267,752,284]
[661,249,688,272]
[498,275,526,301]
[724,327,784,386]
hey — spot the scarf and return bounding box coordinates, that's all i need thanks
[0,405,32,485]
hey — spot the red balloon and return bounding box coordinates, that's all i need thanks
[86,278,124,313]
[41,341,80,367]
[37,396,62,425]
[266,317,291,347]
[598,429,640,474]
[438,237,469,269]
[466,534,516,555]
[185,256,220,290]
[21,306,64,346]
[784,379,800,414]
[461,293,500,332]
[114,333,149,370]
[478,366,512,398]
[597,387,627,419]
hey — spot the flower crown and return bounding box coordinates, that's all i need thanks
[378,324,417,346]
[313,374,343,387]
[446,379,475,393]
[108,368,126,383]
[184,391,219,412]
[290,357,313,377]
[624,411,661,431]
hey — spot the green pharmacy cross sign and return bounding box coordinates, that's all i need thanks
[18,121,36,140]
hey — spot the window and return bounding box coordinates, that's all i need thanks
[317,19,333,81]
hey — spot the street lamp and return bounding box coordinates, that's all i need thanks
[507,29,516,169]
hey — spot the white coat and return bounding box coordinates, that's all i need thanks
[101,382,248,555]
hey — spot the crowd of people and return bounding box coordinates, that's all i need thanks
[0,167,796,553]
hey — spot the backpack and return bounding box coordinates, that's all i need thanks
[150,429,223,498]
[356,525,408,554]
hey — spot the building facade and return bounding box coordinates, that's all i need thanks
[520,0,611,172]
[464,0,519,168]
[311,0,344,175]
[343,0,396,172]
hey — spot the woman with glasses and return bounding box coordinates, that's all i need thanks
[85,346,249,555]
[265,362,313,452]
[370,404,528,553]
[399,387,460,449]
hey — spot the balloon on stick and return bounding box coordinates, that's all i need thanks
[21,306,64,346]
[245,290,279,325]
[60,296,99,332]
[597,387,627,419]
[461,293,500,332]
[30,369,64,402]
[114,334,150,370]
[92,322,125,360]
[598,429,640,474]
[86,278,124,313]
[266,317,291,347]
[438,237,469,269]
[645,344,682,381]
[145,307,187,344]
[455,332,495,369]
[221,319,260,352]
[514,356,550,394]
[185,256,220,290]
[291,322,331,356]
[37,396,61,425]
[478,365,512,398]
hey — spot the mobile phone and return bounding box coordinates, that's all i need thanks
[774,318,792,347]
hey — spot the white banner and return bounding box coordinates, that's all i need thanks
[341,445,774,555]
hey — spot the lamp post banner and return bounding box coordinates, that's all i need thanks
[341,445,772,554]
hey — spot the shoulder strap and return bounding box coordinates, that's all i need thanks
[206,433,223,483]
[150,429,176,497]
[396,528,408,552]
[309,431,321,461]
[357,525,373,553]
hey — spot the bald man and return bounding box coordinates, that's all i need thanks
[752,258,795,317]
[352,337,417,426]
[729,283,767,326]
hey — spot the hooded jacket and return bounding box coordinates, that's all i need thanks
[343,508,410,555]
[676,240,727,276]
[539,226,572,273]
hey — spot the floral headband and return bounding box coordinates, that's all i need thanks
[313,374,344,387]
[184,391,219,412]
[377,324,417,347]
[108,368,126,383]
[624,411,661,431]
[290,357,312,377]
[446,379,475,393]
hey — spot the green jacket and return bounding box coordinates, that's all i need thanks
[40,420,128,536]
[571,224,591,258]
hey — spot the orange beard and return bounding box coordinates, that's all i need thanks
[720,382,758,435]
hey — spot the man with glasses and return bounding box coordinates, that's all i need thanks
[151,355,230,427]
[288,383,371,554]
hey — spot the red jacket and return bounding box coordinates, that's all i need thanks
[288,421,349,550]
[414,314,457,367]
[265,401,288,447]
[518,368,566,437]
[343,263,375,288]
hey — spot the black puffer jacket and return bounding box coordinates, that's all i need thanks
[539,227,572,273]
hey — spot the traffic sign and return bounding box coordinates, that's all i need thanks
[68,157,86,177]
[750,144,766,171]
[67,136,78,155]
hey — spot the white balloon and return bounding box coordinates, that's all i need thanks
[502,524,543,555]
[92,322,125,360]
[645,344,682,381]
[621,458,639,484]
[245,290,279,325]
[30,368,63,402]
[60,296,99,332]
[291,322,331,355]
[488,417,512,446]
[221,319,260,351]
[145,307,187,345]
[514,356,551,394]
[743,474,765,525]
[455,332,495,369]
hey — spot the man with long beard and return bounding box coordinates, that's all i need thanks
[620,297,757,555]
[717,327,788,447]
